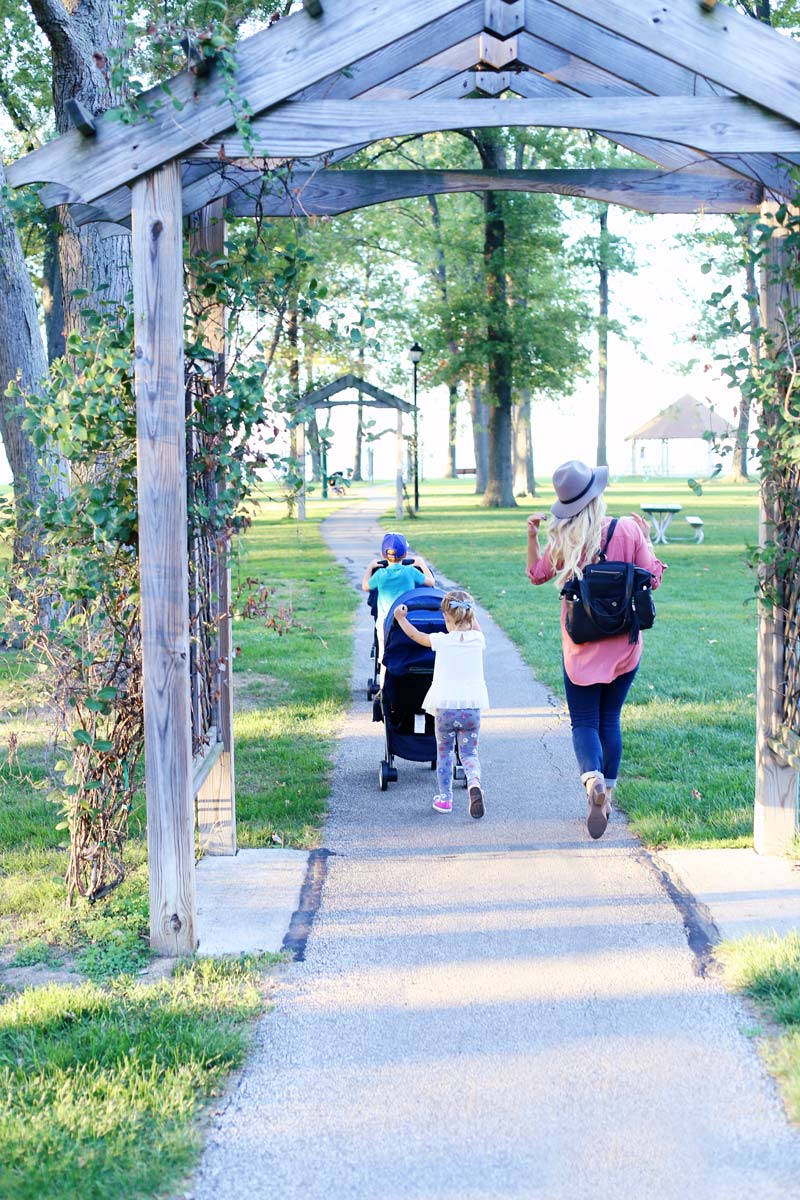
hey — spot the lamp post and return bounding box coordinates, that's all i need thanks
[409,341,423,512]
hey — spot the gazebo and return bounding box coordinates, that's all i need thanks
[7,0,800,953]
[626,394,734,476]
[297,374,413,515]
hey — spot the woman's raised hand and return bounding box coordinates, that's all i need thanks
[527,513,546,535]
[630,512,652,539]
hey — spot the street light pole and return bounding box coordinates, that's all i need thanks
[409,341,423,512]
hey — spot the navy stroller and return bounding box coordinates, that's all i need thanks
[375,587,466,792]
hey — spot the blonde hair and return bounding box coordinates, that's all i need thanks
[442,589,476,631]
[546,494,608,588]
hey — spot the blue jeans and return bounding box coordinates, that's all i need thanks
[562,666,638,783]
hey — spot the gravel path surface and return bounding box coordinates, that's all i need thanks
[191,494,800,1200]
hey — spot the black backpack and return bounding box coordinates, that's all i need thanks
[561,519,656,645]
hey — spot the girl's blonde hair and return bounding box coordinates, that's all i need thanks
[442,589,475,631]
[546,494,608,588]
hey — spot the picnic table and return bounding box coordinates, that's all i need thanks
[641,502,682,544]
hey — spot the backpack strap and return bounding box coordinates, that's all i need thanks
[598,518,618,562]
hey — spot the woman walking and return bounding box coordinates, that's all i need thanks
[527,460,665,839]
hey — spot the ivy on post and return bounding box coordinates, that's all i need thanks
[754,205,800,854]
[188,199,237,857]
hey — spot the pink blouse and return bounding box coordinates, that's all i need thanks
[527,516,666,686]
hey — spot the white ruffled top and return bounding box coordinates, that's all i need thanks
[422,630,490,714]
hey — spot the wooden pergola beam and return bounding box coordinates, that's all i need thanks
[6,0,474,199]
[220,167,761,217]
[188,98,800,162]
[542,0,800,126]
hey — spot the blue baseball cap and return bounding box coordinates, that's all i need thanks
[381,532,408,558]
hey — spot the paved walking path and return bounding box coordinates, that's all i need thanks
[191,494,800,1200]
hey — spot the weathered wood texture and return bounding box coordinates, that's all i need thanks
[192,98,800,161]
[7,0,474,199]
[516,14,794,197]
[132,162,197,954]
[540,0,800,126]
[188,200,236,857]
[303,373,413,412]
[220,167,760,217]
[754,228,799,854]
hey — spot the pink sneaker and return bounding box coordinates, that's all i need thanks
[432,795,452,813]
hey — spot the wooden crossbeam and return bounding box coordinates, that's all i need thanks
[190,98,800,160]
[6,0,474,199]
[220,167,761,217]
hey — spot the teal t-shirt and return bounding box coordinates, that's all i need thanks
[369,562,425,625]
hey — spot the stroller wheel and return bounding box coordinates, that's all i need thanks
[367,680,379,700]
[388,766,398,783]
[454,764,467,786]
[379,761,391,791]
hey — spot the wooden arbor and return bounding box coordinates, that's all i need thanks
[9,0,800,951]
[300,375,414,517]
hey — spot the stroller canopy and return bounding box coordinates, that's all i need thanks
[382,588,447,676]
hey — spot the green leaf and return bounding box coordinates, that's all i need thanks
[72,729,92,746]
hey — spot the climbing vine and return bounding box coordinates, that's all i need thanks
[6,197,327,902]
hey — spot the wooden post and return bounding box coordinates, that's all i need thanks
[188,200,236,856]
[396,407,404,519]
[132,161,197,954]
[754,220,799,853]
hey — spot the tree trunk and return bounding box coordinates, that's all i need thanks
[42,207,66,363]
[0,156,51,563]
[513,388,536,495]
[596,206,610,468]
[470,379,489,496]
[426,193,460,478]
[446,383,458,477]
[29,0,131,338]
[731,221,758,481]
[475,131,515,507]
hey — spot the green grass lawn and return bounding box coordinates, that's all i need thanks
[0,490,356,1199]
[718,933,800,1122]
[404,475,760,848]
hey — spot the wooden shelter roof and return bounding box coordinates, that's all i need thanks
[7,0,800,226]
[625,393,733,441]
[301,373,413,413]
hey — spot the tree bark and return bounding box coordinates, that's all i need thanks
[446,382,458,477]
[0,156,53,564]
[475,131,515,507]
[513,388,536,495]
[426,193,460,477]
[28,0,131,337]
[596,206,610,468]
[470,378,489,496]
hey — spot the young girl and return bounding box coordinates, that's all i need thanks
[394,589,489,819]
[526,459,665,839]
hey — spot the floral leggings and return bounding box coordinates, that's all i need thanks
[434,708,481,800]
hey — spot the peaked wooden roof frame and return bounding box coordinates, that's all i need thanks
[9,0,800,226]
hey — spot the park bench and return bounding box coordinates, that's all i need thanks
[684,515,704,544]
[456,467,476,476]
